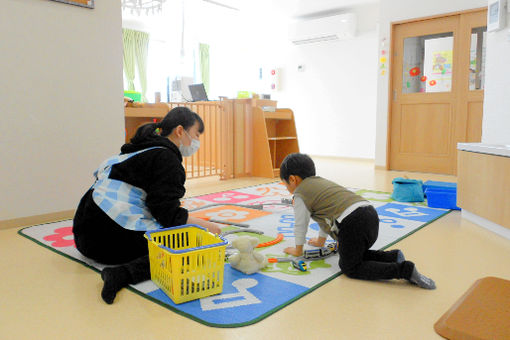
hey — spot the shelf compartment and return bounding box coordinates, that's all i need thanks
[265,118,297,139]
[264,111,293,120]
[252,107,299,178]
[267,137,297,141]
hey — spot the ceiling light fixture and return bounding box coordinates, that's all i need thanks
[121,0,166,16]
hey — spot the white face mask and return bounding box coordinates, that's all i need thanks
[179,129,200,157]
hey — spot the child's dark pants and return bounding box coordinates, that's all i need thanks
[335,205,414,281]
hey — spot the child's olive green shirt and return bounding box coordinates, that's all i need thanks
[293,176,366,239]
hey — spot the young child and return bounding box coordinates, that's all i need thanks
[280,153,435,289]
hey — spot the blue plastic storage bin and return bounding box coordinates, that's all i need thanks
[423,180,457,194]
[425,188,460,210]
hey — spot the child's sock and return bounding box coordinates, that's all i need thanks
[409,267,436,289]
[101,265,131,304]
[396,250,405,263]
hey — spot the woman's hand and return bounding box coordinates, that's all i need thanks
[202,220,222,235]
[187,216,222,235]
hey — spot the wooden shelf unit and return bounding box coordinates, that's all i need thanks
[252,107,299,178]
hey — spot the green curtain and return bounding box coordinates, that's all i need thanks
[134,31,150,102]
[199,43,210,94]
[122,29,136,91]
[122,28,150,101]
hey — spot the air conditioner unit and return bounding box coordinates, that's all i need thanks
[289,13,357,45]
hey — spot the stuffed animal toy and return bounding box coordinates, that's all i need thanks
[228,236,268,275]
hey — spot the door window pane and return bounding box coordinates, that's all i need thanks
[469,26,487,90]
[402,32,454,94]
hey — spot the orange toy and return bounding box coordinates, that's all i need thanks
[256,233,284,248]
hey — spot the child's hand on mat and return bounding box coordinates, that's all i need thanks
[307,237,326,247]
[284,245,303,257]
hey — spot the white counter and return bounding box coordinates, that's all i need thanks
[457,143,510,157]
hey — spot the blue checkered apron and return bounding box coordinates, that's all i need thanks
[91,147,165,231]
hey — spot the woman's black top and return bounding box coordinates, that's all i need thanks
[72,136,189,264]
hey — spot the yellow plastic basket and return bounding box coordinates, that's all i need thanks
[144,225,228,304]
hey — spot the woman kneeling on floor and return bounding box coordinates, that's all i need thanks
[73,107,221,304]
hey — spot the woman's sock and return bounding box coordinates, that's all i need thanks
[409,267,436,289]
[101,266,131,304]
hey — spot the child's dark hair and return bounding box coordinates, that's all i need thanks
[280,153,316,182]
[130,106,204,144]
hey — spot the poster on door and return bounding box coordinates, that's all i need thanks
[424,36,453,92]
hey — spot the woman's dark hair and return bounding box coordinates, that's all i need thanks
[130,106,204,144]
[280,153,316,182]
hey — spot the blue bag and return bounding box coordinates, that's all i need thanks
[390,177,424,202]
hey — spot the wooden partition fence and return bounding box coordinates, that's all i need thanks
[125,98,278,180]
[170,102,234,179]
[125,101,234,180]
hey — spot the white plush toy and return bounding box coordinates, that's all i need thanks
[228,236,268,275]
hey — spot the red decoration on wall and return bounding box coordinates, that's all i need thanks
[429,80,437,86]
[409,67,420,76]
[421,76,427,82]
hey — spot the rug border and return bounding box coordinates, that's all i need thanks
[17,184,452,328]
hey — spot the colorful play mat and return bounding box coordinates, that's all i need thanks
[19,182,450,327]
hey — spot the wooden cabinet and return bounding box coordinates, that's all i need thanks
[457,145,510,230]
[124,105,169,143]
[251,107,299,178]
[223,98,277,177]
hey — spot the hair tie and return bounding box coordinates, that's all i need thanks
[154,122,161,135]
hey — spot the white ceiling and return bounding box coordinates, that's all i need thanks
[122,0,379,34]
[203,0,379,18]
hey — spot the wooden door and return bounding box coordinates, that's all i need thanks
[457,11,487,145]
[389,9,487,175]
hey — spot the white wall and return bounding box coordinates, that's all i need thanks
[120,2,380,160]
[375,0,490,166]
[185,2,380,159]
[482,10,510,144]
[259,3,380,159]
[0,1,124,220]
[122,0,259,101]
[191,2,259,99]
